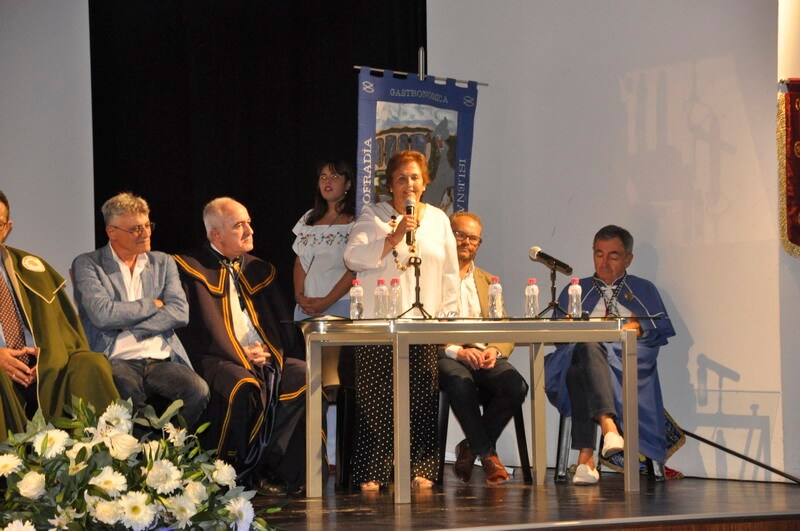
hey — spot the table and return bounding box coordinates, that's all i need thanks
[298,318,639,504]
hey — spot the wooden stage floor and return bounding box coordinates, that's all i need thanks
[255,466,800,530]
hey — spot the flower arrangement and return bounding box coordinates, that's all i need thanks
[0,398,274,530]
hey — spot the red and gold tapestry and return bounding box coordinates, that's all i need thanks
[779,79,800,256]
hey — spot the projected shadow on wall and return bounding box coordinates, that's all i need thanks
[694,353,776,481]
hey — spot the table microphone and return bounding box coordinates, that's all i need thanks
[529,246,572,275]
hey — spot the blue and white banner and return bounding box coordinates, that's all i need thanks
[356,68,479,216]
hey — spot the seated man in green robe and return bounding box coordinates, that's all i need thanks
[0,190,119,441]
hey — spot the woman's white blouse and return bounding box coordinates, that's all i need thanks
[292,209,354,301]
[343,202,459,318]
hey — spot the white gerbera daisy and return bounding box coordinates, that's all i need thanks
[100,402,133,433]
[89,466,128,497]
[16,470,46,499]
[166,493,198,528]
[146,459,182,494]
[32,429,70,459]
[225,496,255,531]
[211,459,237,488]
[119,491,156,531]
[2,520,35,531]
[0,453,23,477]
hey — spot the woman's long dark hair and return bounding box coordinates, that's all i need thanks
[305,160,356,225]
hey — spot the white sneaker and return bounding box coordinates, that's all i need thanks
[602,432,624,458]
[573,464,600,485]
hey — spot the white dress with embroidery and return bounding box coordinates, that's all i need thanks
[292,210,354,315]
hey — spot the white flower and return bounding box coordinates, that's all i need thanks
[32,429,70,459]
[100,402,133,433]
[164,422,188,447]
[65,441,94,462]
[119,491,156,531]
[47,505,83,529]
[68,461,88,476]
[166,494,198,528]
[0,453,23,477]
[108,432,141,460]
[141,440,161,463]
[146,459,182,494]
[89,466,128,497]
[93,499,123,525]
[2,520,35,531]
[16,470,46,499]
[225,496,255,531]
[211,459,237,488]
[184,480,209,505]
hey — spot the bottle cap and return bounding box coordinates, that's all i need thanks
[377,279,386,285]
[390,278,400,285]
[528,278,537,285]
[491,276,500,283]
[571,278,579,284]
[352,279,361,286]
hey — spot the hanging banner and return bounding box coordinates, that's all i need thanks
[356,68,479,216]
[779,79,800,257]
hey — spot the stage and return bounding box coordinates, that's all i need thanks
[256,466,800,530]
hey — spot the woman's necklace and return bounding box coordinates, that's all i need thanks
[388,203,422,272]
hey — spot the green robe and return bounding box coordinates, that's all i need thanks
[0,245,119,441]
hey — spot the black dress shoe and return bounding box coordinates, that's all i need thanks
[453,439,475,483]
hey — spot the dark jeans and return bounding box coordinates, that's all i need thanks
[566,342,616,450]
[438,356,528,457]
[110,358,209,427]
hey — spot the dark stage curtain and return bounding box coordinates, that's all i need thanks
[88,1,426,297]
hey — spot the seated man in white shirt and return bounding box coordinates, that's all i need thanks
[439,212,529,485]
[72,192,209,427]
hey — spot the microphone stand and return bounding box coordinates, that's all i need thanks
[537,264,569,318]
[398,255,432,319]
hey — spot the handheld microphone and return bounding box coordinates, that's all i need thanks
[405,198,416,246]
[528,246,573,275]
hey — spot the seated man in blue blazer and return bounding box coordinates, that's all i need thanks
[72,192,209,427]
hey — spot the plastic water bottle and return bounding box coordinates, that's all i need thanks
[524,278,540,318]
[373,279,389,318]
[488,276,504,318]
[388,278,401,318]
[567,278,582,318]
[349,280,364,319]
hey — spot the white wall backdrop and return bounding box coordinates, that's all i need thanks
[428,0,789,480]
[0,0,94,279]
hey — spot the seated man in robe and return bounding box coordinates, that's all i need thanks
[0,190,118,441]
[174,197,307,495]
[545,224,675,484]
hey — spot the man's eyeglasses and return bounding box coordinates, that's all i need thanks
[0,221,7,231]
[111,222,156,237]
[453,230,482,245]
[319,173,342,183]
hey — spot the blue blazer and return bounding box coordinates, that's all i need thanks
[71,244,192,368]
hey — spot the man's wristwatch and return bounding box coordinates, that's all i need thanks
[495,353,503,360]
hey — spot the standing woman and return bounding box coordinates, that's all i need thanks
[344,150,459,490]
[293,160,356,319]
